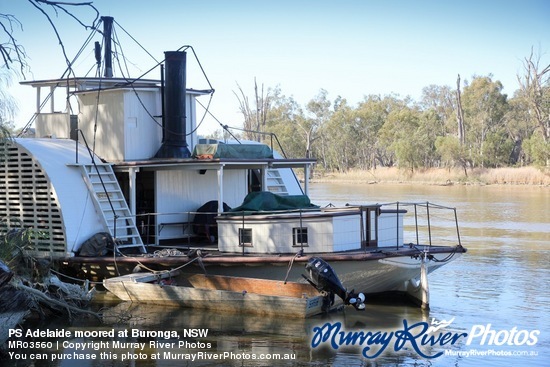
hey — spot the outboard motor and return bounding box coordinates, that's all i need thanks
[303,257,365,310]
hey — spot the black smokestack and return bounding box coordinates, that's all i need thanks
[155,51,191,159]
[102,16,113,78]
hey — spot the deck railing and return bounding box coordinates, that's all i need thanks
[131,201,461,253]
[372,202,462,250]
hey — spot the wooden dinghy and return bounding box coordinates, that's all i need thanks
[103,271,340,318]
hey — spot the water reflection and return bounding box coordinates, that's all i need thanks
[2,183,548,366]
[311,183,549,366]
[4,299,434,367]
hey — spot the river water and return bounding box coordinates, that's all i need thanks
[2,183,549,366]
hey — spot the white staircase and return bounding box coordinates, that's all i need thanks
[266,169,289,195]
[79,164,146,253]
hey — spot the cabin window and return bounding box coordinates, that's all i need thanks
[238,228,253,247]
[292,227,308,247]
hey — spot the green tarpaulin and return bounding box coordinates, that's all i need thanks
[226,191,319,215]
[192,143,273,159]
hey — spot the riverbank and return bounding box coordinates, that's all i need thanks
[310,166,550,186]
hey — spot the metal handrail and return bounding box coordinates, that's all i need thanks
[359,201,462,249]
[75,129,119,239]
[112,201,461,253]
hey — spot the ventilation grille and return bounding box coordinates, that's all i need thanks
[0,143,67,255]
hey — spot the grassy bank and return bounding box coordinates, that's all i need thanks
[310,167,550,186]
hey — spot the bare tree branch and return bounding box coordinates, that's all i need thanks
[0,14,28,75]
[0,0,100,77]
[234,82,254,139]
[34,0,99,30]
[517,48,550,144]
[234,79,271,142]
[456,74,465,145]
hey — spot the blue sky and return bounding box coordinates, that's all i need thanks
[4,0,550,134]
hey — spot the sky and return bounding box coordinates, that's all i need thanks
[3,0,550,134]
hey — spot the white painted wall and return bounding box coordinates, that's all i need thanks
[377,212,404,247]
[35,113,71,138]
[332,215,362,251]
[78,91,126,161]
[123,91,162,160]
[155,169,247,240]
[77,88,199,162]
[217,212,364,254]
[14,138,105,254]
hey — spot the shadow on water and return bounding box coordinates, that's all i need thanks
[2,183,548,366]
[3,295,441,367]
[3,281,548,367]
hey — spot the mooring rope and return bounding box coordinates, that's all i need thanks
[50,268,103,285]
[412,244,461,263]
[283,249,304,284]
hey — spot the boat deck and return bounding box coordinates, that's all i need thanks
[65,242,466,266]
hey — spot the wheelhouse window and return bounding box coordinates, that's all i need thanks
[292,227,308,247]
[239,228,253,247]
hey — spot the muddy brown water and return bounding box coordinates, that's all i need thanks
[2,183,548,366]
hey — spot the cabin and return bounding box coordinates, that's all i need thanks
[1,50,321,257]
[1,48,406,259]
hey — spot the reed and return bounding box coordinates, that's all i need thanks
[474,167,550,185]
[312,167,550,186]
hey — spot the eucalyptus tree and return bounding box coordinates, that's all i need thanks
[301,89,331,158]
[0,123,11,162]
[319,94,398,171]
[419,84,466,170]
[318,97,356,171]
[503,95,535,165]
[419,84,455,136]
[353,95,391,169]
[435,135,469,174]
[417,109,445,167]
[461,75,510,168]
[368,94,417,168]
[516,50,550,166]
[378,106,428,172]
[234,79,271,142]
[262,87,305,158]
[0,68,16,161]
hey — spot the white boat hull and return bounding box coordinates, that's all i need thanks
[70,245,465,308]
[174,249,463,308]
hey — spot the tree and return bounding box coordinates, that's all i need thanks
[456,75,466,145]
[1,0,99,75]
[0,13,28,75]
[461,75,510,168]
[523,133,550,167]
[1,0,99,139]
[516,49,550,166]
[301,89,331,158]
[354,95,394,169]
[0,122,12,162]
[0,67,17,128]
[435,135,469,175]
[0,68,16,161]
[234,78,271,142]
[503,95,536,165]
[263,87,304,158]
[318,98,356,171]
[419,84,455,136]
